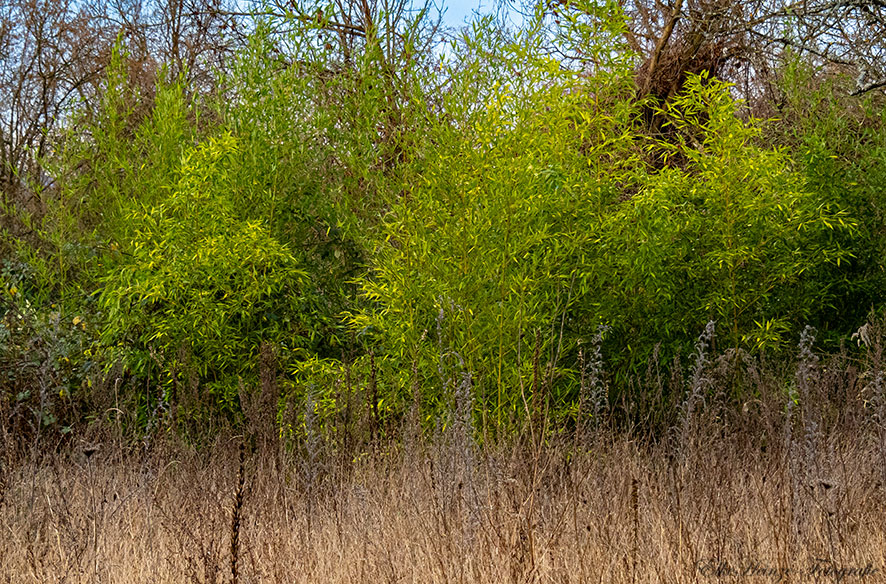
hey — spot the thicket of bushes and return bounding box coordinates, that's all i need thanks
[2,0,885,449]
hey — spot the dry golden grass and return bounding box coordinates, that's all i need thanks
[2,426,885,584]
[5,324,886,582]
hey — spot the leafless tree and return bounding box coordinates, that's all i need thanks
[0,0,244,240]
[523,0,884,108]
[617,0,886,101]
[0,0,110,217]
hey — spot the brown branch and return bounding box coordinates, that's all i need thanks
[640,0,684,96]
[197,8,368,37]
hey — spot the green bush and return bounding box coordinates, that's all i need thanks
[354,7,639,430]
[98,132,322,415]
[1,259,99,445]
[356,60,856,431]
[770,59,886,334]
[55,41,366,426]
[591,74,855,361]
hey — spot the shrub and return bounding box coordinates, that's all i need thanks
[356,63,856,431]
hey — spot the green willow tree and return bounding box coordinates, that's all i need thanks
[355,22,856,433]
[770,58,886,337]
[353,3,641,431]
[592,74,855,363]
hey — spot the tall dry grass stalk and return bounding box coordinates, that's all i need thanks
[230,439,246,584]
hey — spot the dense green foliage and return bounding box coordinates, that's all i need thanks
[2,0,885,445]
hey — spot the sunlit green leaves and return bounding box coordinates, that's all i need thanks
[596,75,856,357]
[98,130,316,409]
[355,7,640,428]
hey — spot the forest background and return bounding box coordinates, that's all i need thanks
[2,0,886,450]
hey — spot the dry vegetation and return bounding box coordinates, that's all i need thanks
[3,339,886,584]
[2,434,884,583]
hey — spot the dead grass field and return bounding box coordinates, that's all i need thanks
[5,326,886,583]
[2,426,884,584]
